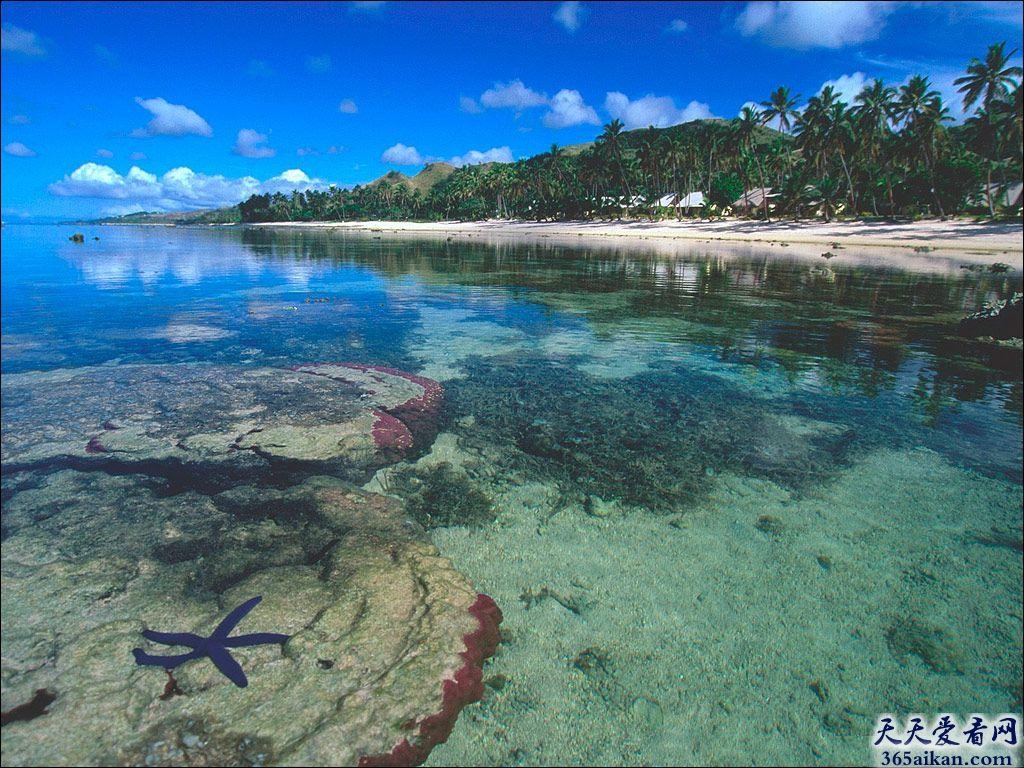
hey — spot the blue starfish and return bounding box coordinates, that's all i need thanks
[132,596,289,688]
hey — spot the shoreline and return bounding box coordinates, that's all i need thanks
[255,217,1023,273]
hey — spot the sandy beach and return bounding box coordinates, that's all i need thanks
[257,217,1023,272]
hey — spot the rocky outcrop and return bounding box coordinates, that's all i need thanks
[1,361,497,766]
[1,363,445,487]
[0,474,501,767]
[292,363,444,449]
[957,292,1023,340]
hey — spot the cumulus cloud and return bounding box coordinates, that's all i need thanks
[819,72,868,105]
[131,97,213,138]
[4,142,37,157]
[381,143,424,165]
[736,1,894,49]
[2,23,45,56]
[460,96,483,114]
[449,146,514,166]
[382,143,515,167]
[338,99,358,114]
[97,148,115,159]
[667,19,689,33]
[306,54,332,73]
[475,79,600,129]
[553,1,585,32]
[480,80,549,110]
[543,89,600,128]
[233,128,276,158]
[604,92,715,129]
[48,163,328,209]
[9,114,31,125]
[130,151,147,161]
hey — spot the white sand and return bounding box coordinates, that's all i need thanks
[413,443,1022,767]
[257,218,1023,273]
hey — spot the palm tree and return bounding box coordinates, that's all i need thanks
[597,119,633,217]
[761,86,801,134]
[853,79,898,215]
[955,41,1022,115]
[797,87,857,213]
[734,105,771,219]
[955,42,1023,215]
[895,75,951,216]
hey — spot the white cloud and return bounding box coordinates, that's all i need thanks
[819,72,868,105]
[604,91,715,129]
[476,80,599,129]
[449,147,514,166]
[736,1,895,49]
[350,1,387,10]
[9,114,31,125]
[131,97,213,138]
[338,99,358,114]
[480,80,549,110]
[233,128,276,158]
[48,162,328,209]
[553,1,584,32]
[130,151,147,161]
[460,96,483,114]
[1,24,45,56]
[4,142,37,157]
[97,148,115,159]
[306,54,332,73]
[381,143,425,165]
[382,142,515,167]
[543,89,600,128]
[667,19,689,33]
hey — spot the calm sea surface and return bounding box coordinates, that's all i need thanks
[2,223,1021,765]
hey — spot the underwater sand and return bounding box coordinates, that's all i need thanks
[417,442,1021,766]
[2,224,1021,766]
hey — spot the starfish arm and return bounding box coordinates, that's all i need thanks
[207,643,249,687]
[211,596,262,640]
[133,647,202,669]
[141,629,205,647]
[223,632,290,648]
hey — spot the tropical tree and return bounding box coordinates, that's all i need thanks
[597,118,634,216]
[955,42,1023,215]
[853,79,898,215]
[761,86,801,134]
[895,75,951,216]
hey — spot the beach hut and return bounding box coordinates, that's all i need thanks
[654,191,706,216]
[732,188,779,217]
[678,191,705,212]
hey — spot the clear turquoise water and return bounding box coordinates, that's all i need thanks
[2,224,1021,765]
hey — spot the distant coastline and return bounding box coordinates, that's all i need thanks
[253,217,1024,271]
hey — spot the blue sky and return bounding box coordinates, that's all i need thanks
[2,1,1021,221]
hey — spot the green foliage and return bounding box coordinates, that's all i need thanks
[709,173,743,208]
[234,43,1021,226]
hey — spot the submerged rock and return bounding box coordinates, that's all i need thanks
[292,363,444,449]
[1,363,444,487]
[957,292,1023,340]
[0,472,501,766]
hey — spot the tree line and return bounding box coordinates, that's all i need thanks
[239,42,1022,224]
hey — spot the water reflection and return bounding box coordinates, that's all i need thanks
[3,224,1021,456]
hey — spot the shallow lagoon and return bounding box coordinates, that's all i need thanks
[1,224,1021,766]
